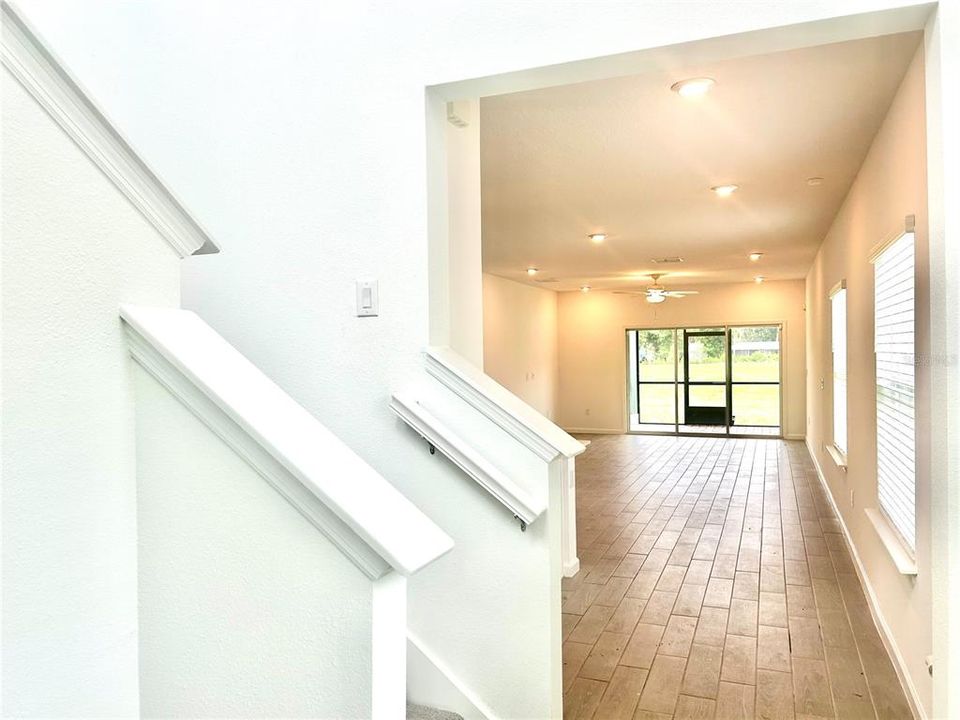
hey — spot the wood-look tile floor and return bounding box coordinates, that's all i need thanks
[562,434,914,720]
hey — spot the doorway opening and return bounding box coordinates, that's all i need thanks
[426,4,949,718]
[627,324,782,437]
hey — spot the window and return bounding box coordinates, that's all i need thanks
[872,227,916,553]
[830,283,847,457]
[626,325,781,437]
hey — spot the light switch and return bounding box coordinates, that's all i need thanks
[356,279,378,317]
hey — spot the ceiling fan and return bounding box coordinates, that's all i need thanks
[614,274,700,304]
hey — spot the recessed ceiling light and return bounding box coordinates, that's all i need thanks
[526,267,538,276]
[580,285,591,293]
[807,177,824,186]
[755,276,765,284]
[588,233,606,244]
[670,77,716,98]
[749,252,764,262]
[711,184,739,197]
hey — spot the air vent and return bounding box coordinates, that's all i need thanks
[652,257,684,264]
[534,278,559,283]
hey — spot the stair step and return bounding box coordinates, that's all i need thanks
[406,702,464,720]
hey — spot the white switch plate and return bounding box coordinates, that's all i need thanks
[356,279,379,317]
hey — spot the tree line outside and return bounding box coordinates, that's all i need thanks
[635,326,778,364]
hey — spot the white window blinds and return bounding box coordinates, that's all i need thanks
[872,229,916,553]
[830,285,847,456]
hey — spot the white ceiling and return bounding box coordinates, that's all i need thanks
[480,32,921,292]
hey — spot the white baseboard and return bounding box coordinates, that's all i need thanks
[407,631,495,720]
[563,558,580,577]
[562,427,621,435]
[804,439,925,720]
[565,428,807,440]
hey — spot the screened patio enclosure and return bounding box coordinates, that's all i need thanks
[627,325,782,437]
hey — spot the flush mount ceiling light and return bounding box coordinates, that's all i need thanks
[755,276,766,284]
[580,285,591,293]
[670,77,715,98]
[807,177,825,186]
[711,184,739,197]
[588,233,606,244]
[526,267,538,276]
[749,252,764,262]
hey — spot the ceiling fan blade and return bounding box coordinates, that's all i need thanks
[664,290,699,297]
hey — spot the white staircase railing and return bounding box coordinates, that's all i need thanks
[123,305,453,718]
[1,5,222,714]
[391,347,584,719]
[425,347,585,573]
[390,390,547,528]
[423,347,584,462]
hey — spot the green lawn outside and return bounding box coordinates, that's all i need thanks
[636,359,780,426]
[639,359,779,383]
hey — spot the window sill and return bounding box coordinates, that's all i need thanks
[865,508,918,576]
[825,443,847,471]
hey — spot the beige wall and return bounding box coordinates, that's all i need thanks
[556,280,806,436]
[805,45,930,714]
[482,273,559,420]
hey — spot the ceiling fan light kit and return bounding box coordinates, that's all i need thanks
[607,273,701,303]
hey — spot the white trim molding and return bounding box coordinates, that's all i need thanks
[559,456,580,577]
[828,278,847,299]
[869,214,916,263]
[390,391,547,526]
[121,305,453,579]
[825,442,848,470]
[1,1,219,258]
[805,438,925,719]
[865,508,919,576]
[407,631,497,720]
[564,427,622,435]
[424,346,585,462]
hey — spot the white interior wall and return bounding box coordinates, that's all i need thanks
[556,280,806,436]
[481,273,559,420]
[133,368,374,718]
[13,1,958,716]
[805,45,931,715]
[447,100,484,367]
[924,4,960,716]
[394,376,560,718]
[0,66,181,716]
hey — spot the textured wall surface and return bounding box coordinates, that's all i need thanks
[448,100,484,367]
[1,67,180,715]
[133,368,373,718]
[805,45,932,714]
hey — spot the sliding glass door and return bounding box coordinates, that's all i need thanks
[683,329,728,427]
[627,325,782,437]
[631,329,678,432]
[730,326,781,432]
